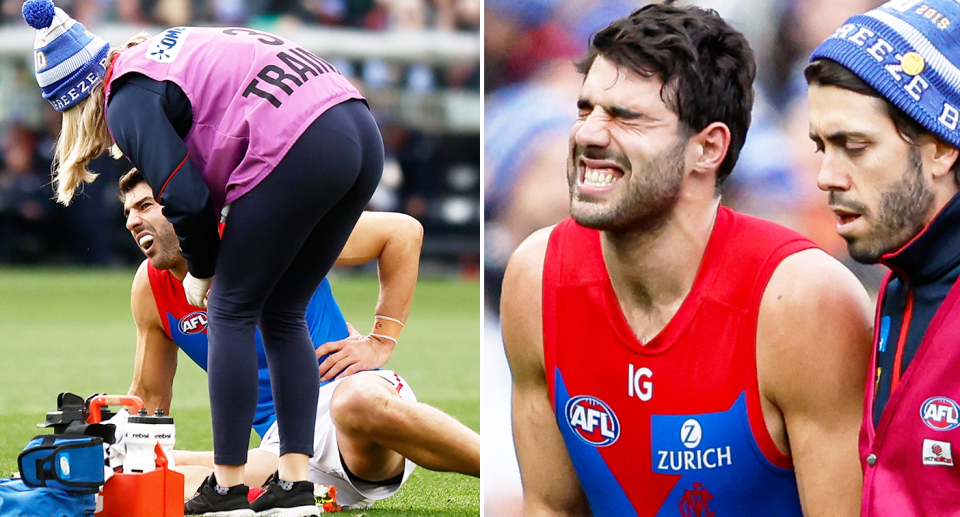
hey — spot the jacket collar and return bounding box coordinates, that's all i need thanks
[880,192,960,284]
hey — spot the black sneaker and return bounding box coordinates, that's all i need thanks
[184,474,255,516]
[250,472,319,517]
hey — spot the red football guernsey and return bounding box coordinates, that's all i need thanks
[543,207,814,516]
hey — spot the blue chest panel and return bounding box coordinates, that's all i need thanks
[649,394,803,517]
[166,278,349,437]
[555,372,803,516]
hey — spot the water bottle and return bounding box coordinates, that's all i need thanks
[123,408,176,473]
[152,408,176,470]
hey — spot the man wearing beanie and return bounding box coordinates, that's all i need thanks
[807,0,960,514]
[22,1,386,516]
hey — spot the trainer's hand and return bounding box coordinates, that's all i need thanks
[316,323,396,382]
[182,273,212,308]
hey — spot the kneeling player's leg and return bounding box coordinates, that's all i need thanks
[331,373,480,478]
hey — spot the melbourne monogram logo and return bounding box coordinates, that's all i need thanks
[679,482,715,517]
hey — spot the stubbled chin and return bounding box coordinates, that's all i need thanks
[149,253,181,271]
[571,194,608,212]
[570,199,615,223]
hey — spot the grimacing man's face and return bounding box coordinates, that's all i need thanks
[567,56,690,233]
[123,182,185,271]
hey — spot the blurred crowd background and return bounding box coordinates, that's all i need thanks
[483,0,888,515]
[0,0,480,29]
[0,0,480,272]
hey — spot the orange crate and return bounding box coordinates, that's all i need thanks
[97,443,184,517]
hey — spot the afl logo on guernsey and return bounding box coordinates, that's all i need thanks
[178,311,208,335]
[921,397,960,431]
[565,395,620,447]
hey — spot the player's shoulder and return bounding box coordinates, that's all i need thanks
[132,259,151,296]
[503,225,555,292]
[501,226,556,375]
[131,259,163,327]
[759,248,873,363]
[765,249,870,314]
[757,250,874,423]
[502,226,555,325]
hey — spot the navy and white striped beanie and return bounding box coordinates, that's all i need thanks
[811,0,960,149]
[21,0,109,111]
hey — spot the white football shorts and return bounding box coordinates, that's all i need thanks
[254,369,418,509]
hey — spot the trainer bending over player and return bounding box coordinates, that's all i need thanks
[22,0,383,513]
[119,169,480,509]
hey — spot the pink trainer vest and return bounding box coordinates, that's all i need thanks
[860,272,960,516]
[105,26,365,212]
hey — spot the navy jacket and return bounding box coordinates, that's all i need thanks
[107,73,219,278]
[873,192,960,425]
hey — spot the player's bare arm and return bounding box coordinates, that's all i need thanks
[317,211,424,380]
[757,249,873,517]
[128,259,179,413]
[502,226,591,517]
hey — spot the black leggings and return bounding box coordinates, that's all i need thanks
[206,99,382,465]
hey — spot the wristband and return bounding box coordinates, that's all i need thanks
[373,315,404,343]
[370,333,398,345]
[374,315,405,326]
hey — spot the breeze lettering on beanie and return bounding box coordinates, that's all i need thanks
[811,0,960,149]
[22,0,110,111]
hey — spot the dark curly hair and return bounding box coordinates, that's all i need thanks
[117,167,146,202]
[576,2,756,185]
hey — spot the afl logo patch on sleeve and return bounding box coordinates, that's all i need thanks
[178,310,208,334]
[921,397,960,431]
[146,27,193,63]
[565,395,620,447]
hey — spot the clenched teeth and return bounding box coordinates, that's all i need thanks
[584,169,617,187]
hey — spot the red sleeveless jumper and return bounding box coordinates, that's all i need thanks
[542,207,814,516]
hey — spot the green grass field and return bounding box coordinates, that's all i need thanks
[0,267,480,515]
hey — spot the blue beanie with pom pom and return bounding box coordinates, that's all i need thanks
[811,0,960,150]
[22,0,109,111]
